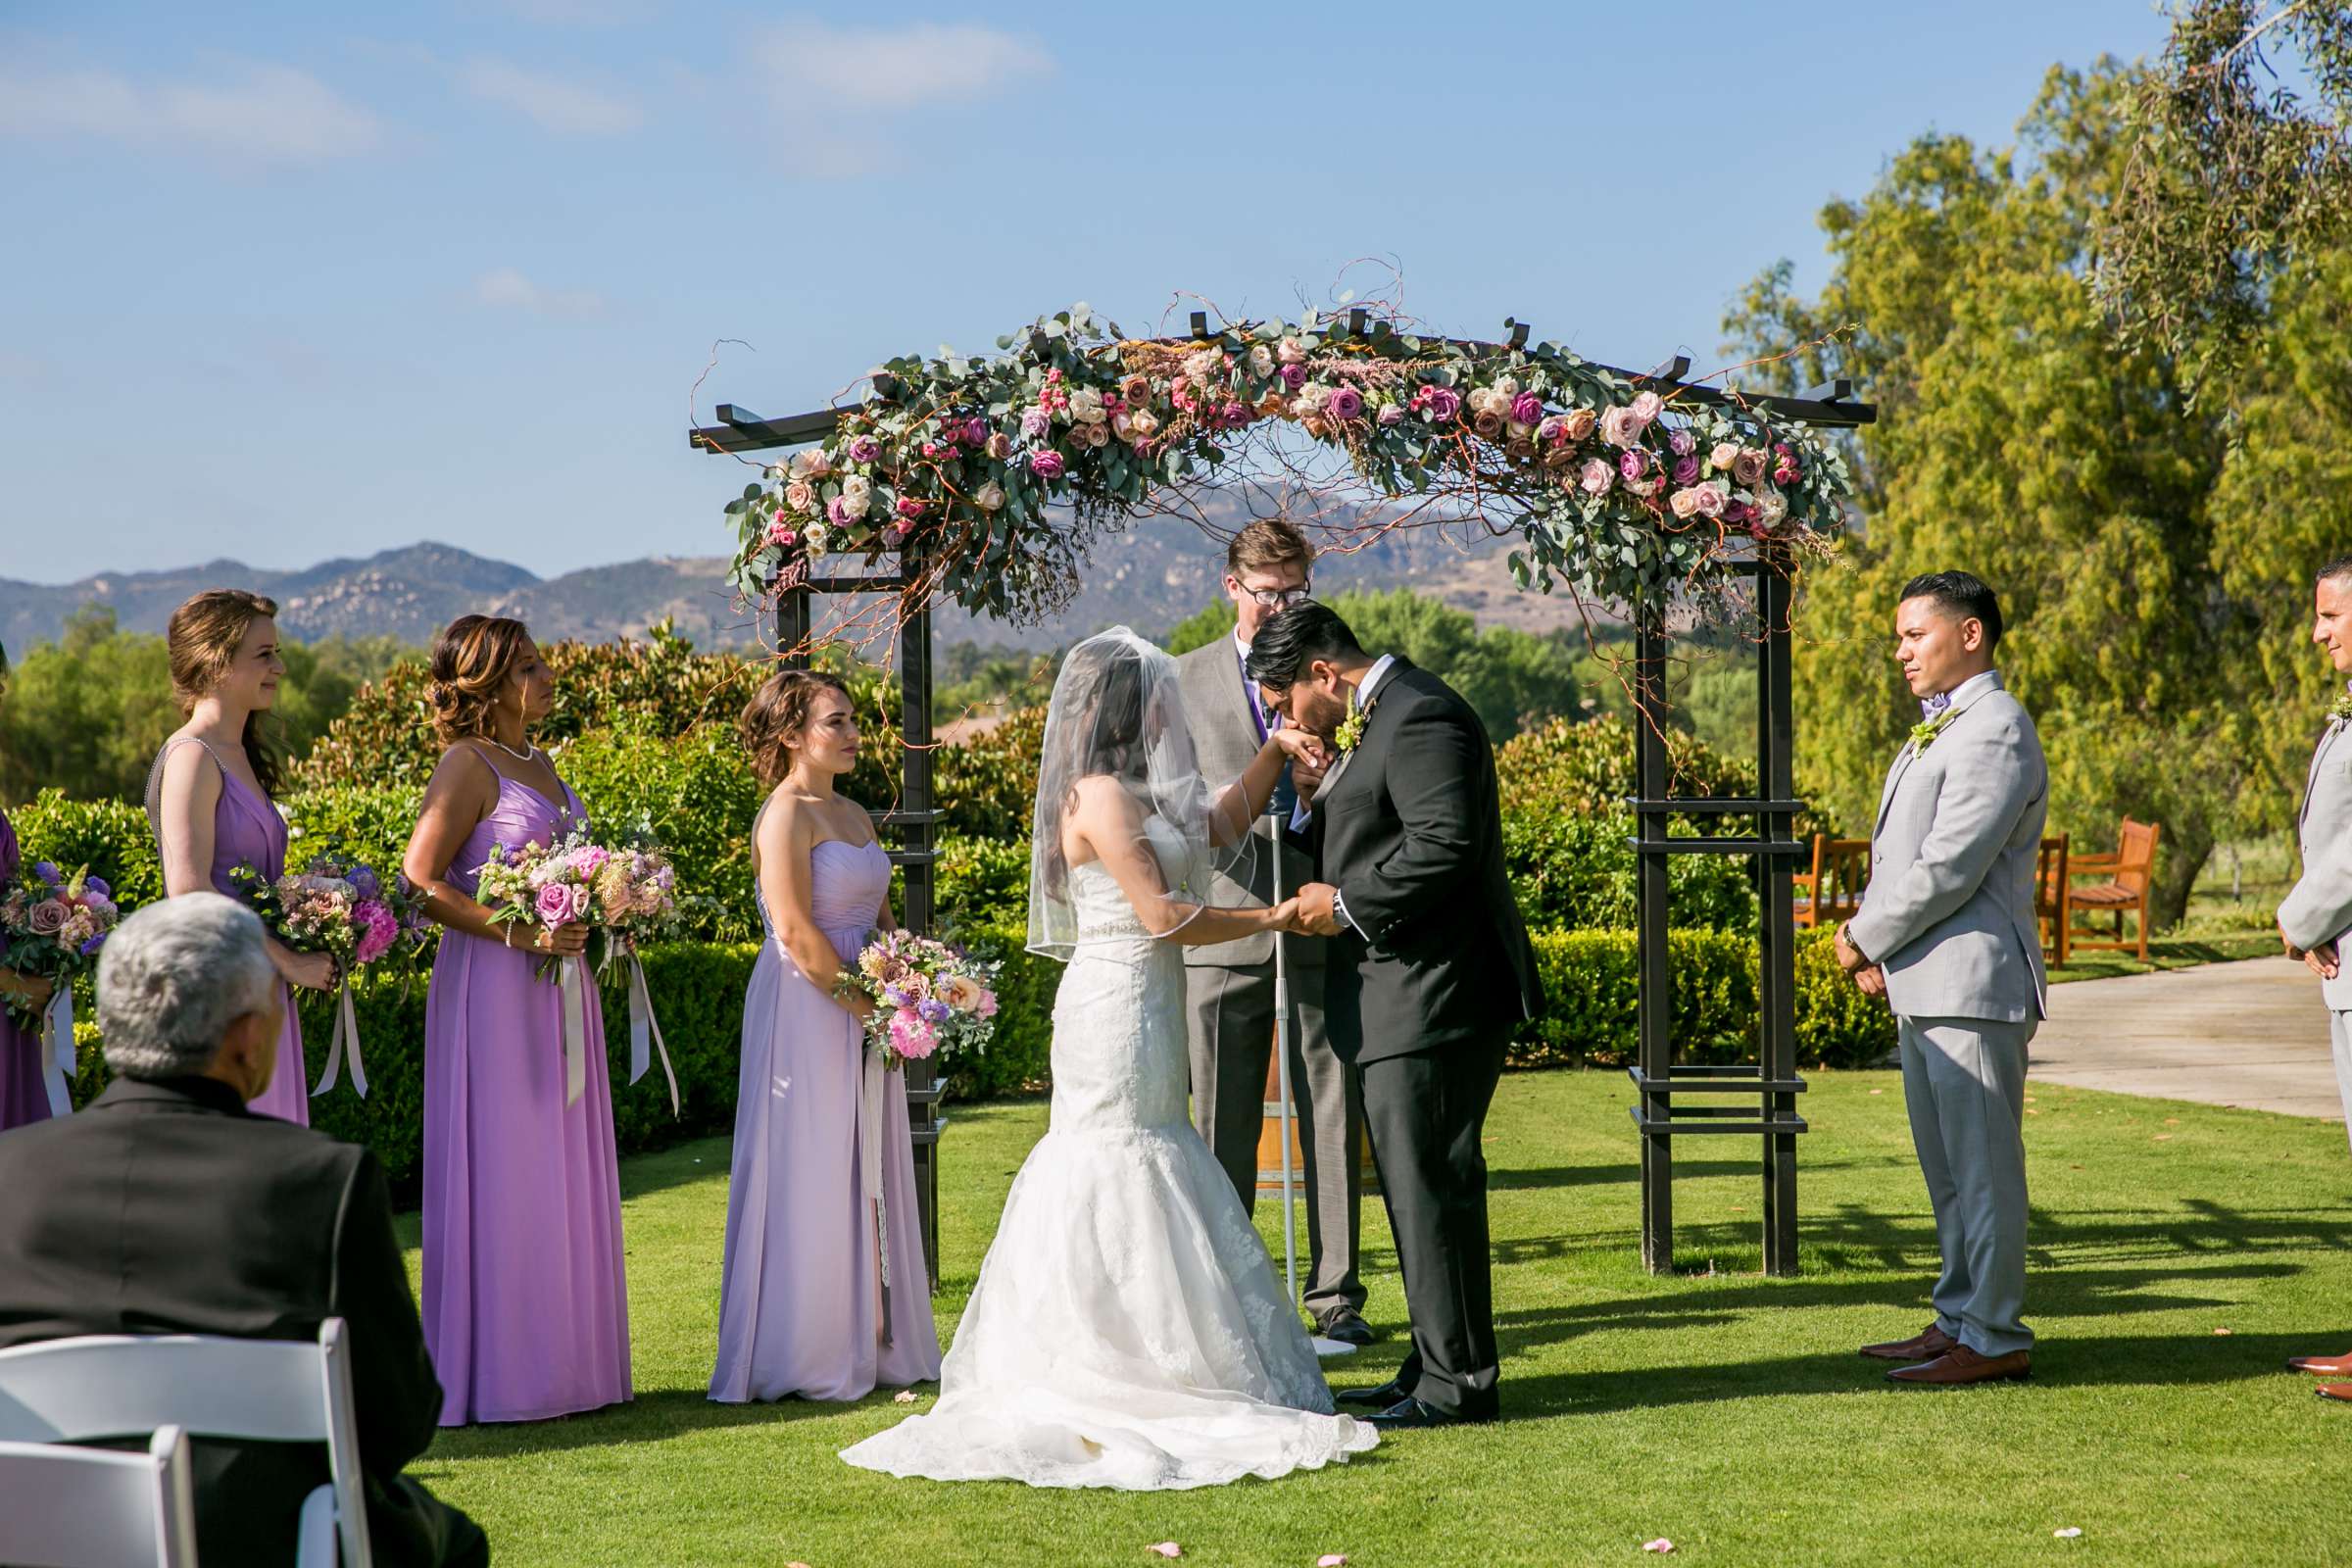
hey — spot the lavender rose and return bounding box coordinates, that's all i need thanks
[847,434,881,464]
[1278,363,1308,393]
[1020,408,1052,439]
[1672,455,1701,486]
[1509,391,1544,425]
[1417,385,1462,422]
[1327,386,1365,422]
[1668,428,1696,458]
[1733,448,1769,486]
[26,899,68,936]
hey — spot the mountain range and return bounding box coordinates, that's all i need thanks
[0,516,1602,658]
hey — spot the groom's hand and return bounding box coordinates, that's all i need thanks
[2307,939,2341,981]
[1295,882,1345,938]
[1855,963,1886,1000]
[1834,922,1868,973]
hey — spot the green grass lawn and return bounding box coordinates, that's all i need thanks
[396,1070,2352,1567]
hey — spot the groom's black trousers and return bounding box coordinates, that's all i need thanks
[1360,1032,1507,1421]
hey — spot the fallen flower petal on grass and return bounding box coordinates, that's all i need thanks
[1318,1556,1349,1566]
[1148,1544,1182,1559]
[2214,1327,2233,1336]
[894,1390,919,1403]
[2054,1527,2083,1539]
[1642,1541,1675,1554]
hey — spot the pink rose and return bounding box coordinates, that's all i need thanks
[1630,390,1663,422]
[1376,403,1405,427]
[1222,400,1254,429]
[1774,445,1802,484]
[766,521,798,548]
[1509,391,1544,425]
[1578,458,1614,495]
[1600,406,1644,449]
[1412,384,1462,422]
[783,479,815,512]
[1690,480,1727,516]
[1668,428,1695,457]
[896,495,927,519]
[534,882,576,927]
[1029,449,1066,479]
[1618,449,1648,481]
[1019,408,1051,439]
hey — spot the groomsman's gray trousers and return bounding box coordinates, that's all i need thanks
[2329,1011,2352,1153]
[1184,957,1365,1316]
[1899,1014,2036,1358]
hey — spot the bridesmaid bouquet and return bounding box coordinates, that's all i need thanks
[228,849,428,1101]
[474,829,683,1113]
[1,860,118,1116]
[0,860,117,1028]
[846,928,1001,1068]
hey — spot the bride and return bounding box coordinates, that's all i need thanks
[841,628,1378,1489]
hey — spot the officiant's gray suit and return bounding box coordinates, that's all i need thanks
[2277,708,2352,1146]
[1175,634,1365,1319]
[1845,667,2048,1359]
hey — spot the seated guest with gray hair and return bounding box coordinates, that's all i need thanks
[0,894,488,1567]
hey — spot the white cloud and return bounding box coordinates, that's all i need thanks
[473,268,608,319]
[756,17,1052,111]
[457,58,642,134]
[0,60,383,167]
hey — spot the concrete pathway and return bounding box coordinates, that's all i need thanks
[2030,956,2345,1120]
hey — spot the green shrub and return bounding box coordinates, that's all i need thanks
[936,838,1033,930]
[1515,927,1895,1071]
[12,792,166,909]
[1501,809,1758,932]
[950,924,1055,1101]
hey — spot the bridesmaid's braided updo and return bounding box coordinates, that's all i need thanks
[428,614,535,744]
[740,669,849,786]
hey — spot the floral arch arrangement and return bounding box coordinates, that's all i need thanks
[716,301,1860,632]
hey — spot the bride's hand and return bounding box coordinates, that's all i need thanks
[1270,728,1331,770]
[1265,896,1303,933]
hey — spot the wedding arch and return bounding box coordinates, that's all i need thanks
[690,300,1875,1279]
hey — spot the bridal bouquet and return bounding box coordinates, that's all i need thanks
[0,860,117,1029]
[228,848,427,1101]
[473,829,683,1113]
[845,928,1000,1068]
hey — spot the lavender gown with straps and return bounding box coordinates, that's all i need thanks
[146,738,309,1125]
[0,808,54,1133]
[421,764,631,1425]
[710,835,940,1402]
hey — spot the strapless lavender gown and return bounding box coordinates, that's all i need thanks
[710,839,940,1402]
[421,770,631,1425]
[149,739,308,1125]
[0,808,54,1133]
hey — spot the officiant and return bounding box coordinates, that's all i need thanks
[1174,518,1371,1348]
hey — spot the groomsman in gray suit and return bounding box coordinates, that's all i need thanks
[1174,517,1370,1347]
[1837,570,2048,1387]
[2277,556,2352,1402]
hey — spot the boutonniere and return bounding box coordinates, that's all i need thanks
[2331,689,2352,725]
[1909,710,1957,754]
[1334,686,1368,754]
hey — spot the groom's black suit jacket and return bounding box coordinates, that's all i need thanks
[1308,659,1544,1063]
[0,1076,484,1568]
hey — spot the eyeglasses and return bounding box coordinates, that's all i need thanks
[1240,580,1312,611]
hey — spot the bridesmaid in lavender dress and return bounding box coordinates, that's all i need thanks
[1,642,58,1132]
[710,670,940,1403]
[403,615,631,1426]
[147,592,333,1124]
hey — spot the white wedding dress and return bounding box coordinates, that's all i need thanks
[840,818,1377,1489]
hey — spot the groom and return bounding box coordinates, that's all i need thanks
[1248,602,1544,1429]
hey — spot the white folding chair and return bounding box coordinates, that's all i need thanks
[0,1320,372,1568]
[0,1424,201,1568]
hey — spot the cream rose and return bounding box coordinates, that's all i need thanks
[1710,440,1741,471]
[975,481,1005,512]
[1068,387,1104,423]
[1277,336,1308,365]
[1249,344,1275,376]
[1127,408,1160,439]
[840,473,872,503]
[1669,486,1705,519]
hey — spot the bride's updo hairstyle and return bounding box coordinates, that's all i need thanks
[740,668,850,786]
[428,614,535,744]
[166,589,285,799]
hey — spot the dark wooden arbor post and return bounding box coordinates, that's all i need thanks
[693,344,1869,1289]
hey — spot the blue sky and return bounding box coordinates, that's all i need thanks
[1,1,2170,586]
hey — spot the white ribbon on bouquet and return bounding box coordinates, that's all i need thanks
[860,1041,894,1348]
[39,988,74,1118]
[558,954,589,1108]
[309,979,369,1100]
[623,952,680,1118]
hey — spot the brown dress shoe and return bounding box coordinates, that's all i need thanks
[2286,1350,2352,1376]
[1860,1324,1959,1362]
[1886,1345,2032,1386]
[2316,1383,2352,1402]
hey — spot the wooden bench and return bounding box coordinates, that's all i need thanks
[1792,835,1871,930]
[2064,817,2162,963]
[2035,835,2070,965]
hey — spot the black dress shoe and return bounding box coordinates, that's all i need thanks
[1364,1396,1488,1430]
[1314,1306,1376,1347]
[1334,1379,1409,1408]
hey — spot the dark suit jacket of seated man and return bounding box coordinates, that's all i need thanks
[0,894,487,1568]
